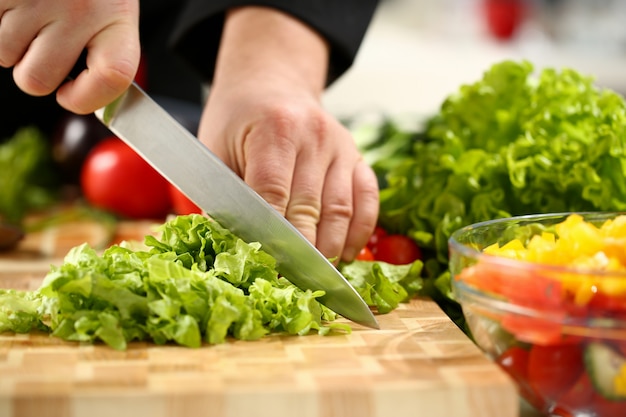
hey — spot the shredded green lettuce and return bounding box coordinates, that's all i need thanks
[0,214,420,349]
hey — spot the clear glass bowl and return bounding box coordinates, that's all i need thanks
[449,212,626,417]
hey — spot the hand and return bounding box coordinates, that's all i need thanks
[198,7,379,262]
[0,0,140,113]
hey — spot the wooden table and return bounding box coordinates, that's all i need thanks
[0,216,519,417]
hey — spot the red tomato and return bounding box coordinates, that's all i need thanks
[556,378,626,417]
[80,136,171,219]
[554,372,596,417]
[355,246,375,261]
[497,346,544,410]
[371,234,421,265]
[498,346,529,383]
[168,183,202,215]
[366,226,387,250]
[483,0,525,40]
[527,344,584,402]
[592,392,626,417]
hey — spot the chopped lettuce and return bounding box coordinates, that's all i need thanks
[359,60,626,329]
[339,259,423,314]
[0,214,419,349]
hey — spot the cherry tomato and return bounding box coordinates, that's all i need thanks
[555,378,626,417]
[554,372,596,417]
[355,246,375,261]
[168,183,202,215]
[527,344,584,402]
[497,346,544,410]
[80,136,171,219]
[366,226,387,250]
[498,346,529,383]
[483,0,525,40]
[371,234,421,265]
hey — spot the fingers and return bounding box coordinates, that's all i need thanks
[243,117,379,263]
[316,155,379,263]
[315,152,354,262]
[0,0,140,113]
[241,116,327,247]
[240,121,297,217]
[341,160,380,261]
[0,6,38,69]
[55,23,140,113]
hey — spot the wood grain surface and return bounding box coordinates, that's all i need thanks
[0,215,519,417]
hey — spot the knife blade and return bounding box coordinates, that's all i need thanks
[94,83,379,329]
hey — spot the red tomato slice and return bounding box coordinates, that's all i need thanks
[372,234,421,265]
[500,314,577,346]
[527,343,584,402]
[462,262,564,308]
[80,136,171,219]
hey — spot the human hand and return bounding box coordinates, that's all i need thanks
[0,0,140,114]
[198,7,379,262]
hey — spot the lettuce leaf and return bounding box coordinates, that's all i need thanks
[0,127,59,225]
[366,60,626,327]
[339,259,423,314]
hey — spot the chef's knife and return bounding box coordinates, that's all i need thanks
[94,83,379,329]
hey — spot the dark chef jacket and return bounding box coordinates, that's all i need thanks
[0,1,378,139]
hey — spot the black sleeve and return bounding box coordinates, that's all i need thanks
[169,0,379,85]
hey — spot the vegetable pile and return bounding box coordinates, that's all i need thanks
[355,60,626,329]
[454,214,626,416]
[0,214,422,350]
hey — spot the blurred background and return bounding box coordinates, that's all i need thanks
[323,0,626,118]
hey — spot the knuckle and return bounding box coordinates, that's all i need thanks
[14,68,56,96]
[94,59,136,91]
[285,202,321,246]
[262,104,298,134]
[361,181,381,208]
[323,195,354,223]
[286,193,322,224]
[261,103,331,147]
[256,182,291,214]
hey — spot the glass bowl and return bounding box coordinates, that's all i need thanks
[449,212,626,417]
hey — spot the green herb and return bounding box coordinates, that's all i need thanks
[0,127,59,225]
[0,214,419,349]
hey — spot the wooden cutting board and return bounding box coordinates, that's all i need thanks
[0,215,519,417]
